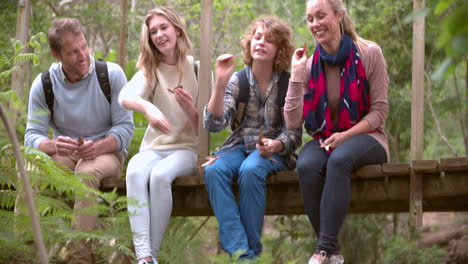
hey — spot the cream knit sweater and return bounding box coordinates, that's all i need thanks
[119,56,198,152]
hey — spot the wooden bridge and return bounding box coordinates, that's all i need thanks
[101,157,468,217]
[99,0,468,227]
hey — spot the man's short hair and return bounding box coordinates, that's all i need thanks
[47,18,86,53]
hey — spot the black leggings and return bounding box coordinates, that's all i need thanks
[297,134,387,254]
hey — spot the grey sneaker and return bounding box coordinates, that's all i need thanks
[329,254,344,264]
[307,250,330,264]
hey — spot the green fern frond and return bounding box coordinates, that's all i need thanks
[35,195,74,216]
[13,53,40,66]
[0,65,20,82]
[0,90,21,105]
[13,40,23,53]
[29,32,47,45]
[0,189,17,209]
[0,53,9,68]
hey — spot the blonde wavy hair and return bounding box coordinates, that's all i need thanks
[240,16,294,72]
[307,0,375,49]
[136,7,192,95]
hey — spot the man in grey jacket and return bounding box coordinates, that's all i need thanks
[24,18,134,263]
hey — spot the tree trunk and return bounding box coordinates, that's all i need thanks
[118,0,128,69]
[465,58,468,156]
[11,0,31,125]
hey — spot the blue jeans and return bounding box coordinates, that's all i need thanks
[297,135,387,255]
[204,143,290,259]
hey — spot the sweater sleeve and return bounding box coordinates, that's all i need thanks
[106,62,134,152]
[24,73,52,149]
[284,57,312,129]
[361,44,389,130]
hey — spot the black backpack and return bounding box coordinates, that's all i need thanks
[41,59,111,120]
[231,68,290,131]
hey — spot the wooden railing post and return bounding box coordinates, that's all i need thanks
[197,0,213,184]
[410,0,425,228]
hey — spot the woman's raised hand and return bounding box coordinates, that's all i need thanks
[174,87,198,132]
[291,44,308,83]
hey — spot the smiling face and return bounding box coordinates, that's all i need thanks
[306,0,343,54]
[148,14,180,63]
[51,32,90,83]
[250,25,278,65]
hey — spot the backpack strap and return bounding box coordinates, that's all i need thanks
[41,59,111,121]
[231,68,249,131]
[41,69,55,120]
[95,59,111,104]
[277,71,291,122]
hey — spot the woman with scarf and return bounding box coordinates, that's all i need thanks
[284,0,389,263]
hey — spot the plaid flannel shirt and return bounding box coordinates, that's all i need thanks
[203,66,302,168]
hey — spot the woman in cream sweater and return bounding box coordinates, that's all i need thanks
[118,7,198,264]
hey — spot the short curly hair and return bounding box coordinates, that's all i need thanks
[240,16,294,72]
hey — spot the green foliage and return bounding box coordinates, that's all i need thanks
[0,145,136,262]
[263,216,316,263]
[382,235,446,264]
[158,217,207,264]
[0,32,46,90]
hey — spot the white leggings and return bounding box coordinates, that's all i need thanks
[126,149,197,260]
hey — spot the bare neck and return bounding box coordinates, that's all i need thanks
[251,61,273,93]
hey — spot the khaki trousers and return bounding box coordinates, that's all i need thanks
[52,152,122,264]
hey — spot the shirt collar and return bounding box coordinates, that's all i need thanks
[58,56,94,83]
[245,65,280,87]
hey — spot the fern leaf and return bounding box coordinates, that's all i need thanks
[13,53,40,65]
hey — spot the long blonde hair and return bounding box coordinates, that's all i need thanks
[136,7,192,95]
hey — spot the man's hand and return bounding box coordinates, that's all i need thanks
[55,136,79,156]
[77,140,98,160]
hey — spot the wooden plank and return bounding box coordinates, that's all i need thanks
[268,171,297,184]
[440,157,468,171]
[196,0,213,184]
[382,163,411,176]
[99,161,468,216]
[354,164,382,179]
[168,169,468,216]
[411,160,440,173]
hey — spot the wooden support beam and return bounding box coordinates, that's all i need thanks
[410,164,423,227]
[196,0,213,184]
[410,0,426,228]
